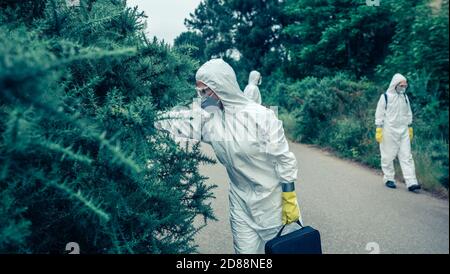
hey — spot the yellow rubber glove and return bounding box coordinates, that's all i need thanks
[282,191,300,225]
[375,128,383,143]
[409,127,414,141]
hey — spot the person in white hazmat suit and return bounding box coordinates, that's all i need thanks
[155,59,302,254]
[243,70,262,104]
[375,73,421,192]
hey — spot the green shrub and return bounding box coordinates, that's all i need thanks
[282,74,379,143]
[0,0,216,254]
[278,110,297,141]
[327,118,365,159]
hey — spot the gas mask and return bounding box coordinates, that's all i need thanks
[396,84,408,94]
[201,95,221,109]
[196,86,222,110]
[396,87,406,94]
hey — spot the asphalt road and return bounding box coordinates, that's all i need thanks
[193,141,449,254]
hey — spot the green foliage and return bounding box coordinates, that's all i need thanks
[0,0,48,25]
[282,0,395,79]
[328,118,366,159]
[290,79,339,143]
[0,187,32,253]
[184,0,286,74]
[376,0,449,103]
[0,0,216,253]
[174,31,208,64]
[283,74,378,143]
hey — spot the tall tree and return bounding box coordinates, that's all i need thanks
[174,31,208,64]
[184,0,286,74]
[282,0,395,79]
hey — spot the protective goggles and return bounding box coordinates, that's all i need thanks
[196,86,213,98]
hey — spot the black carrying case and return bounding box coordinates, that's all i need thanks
[265,220,322,254]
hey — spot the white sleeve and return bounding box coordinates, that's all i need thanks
[375,95,386,127]
[154,106,212,144]
[262,111,298,184]
[254,87,262,104]
[406,95,413,126]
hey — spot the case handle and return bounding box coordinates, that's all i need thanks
[277,220,304,238]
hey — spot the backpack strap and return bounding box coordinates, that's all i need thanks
[404,93,410,105]
[384,92,409,111]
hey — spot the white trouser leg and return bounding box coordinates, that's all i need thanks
[230,209,265,254]
[380,131,399,183]
[398,130,419,187]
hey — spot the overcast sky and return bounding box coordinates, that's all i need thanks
[127,0,202,44]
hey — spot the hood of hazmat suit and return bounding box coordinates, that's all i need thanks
[248,70,262,86]
[196,59,252,110]
[375,73,418,188]
[243,70,262,104]
[156,59,299,253]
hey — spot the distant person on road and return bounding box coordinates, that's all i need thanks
[375,73,421,192]
[155,59,301,254]
[243,70,262,104]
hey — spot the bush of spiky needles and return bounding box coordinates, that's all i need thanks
[0,0,216,253]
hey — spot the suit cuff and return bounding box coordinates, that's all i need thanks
[281,181,296,192]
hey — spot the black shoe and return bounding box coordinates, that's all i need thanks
[385,181,397,189]
[408,184,422,192]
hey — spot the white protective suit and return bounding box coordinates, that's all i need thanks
[155,59,300,254]
[375,73,419,188]
[243,71,262,104]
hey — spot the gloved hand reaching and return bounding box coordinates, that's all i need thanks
[281,182,301,225]
[375,128,383,143]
